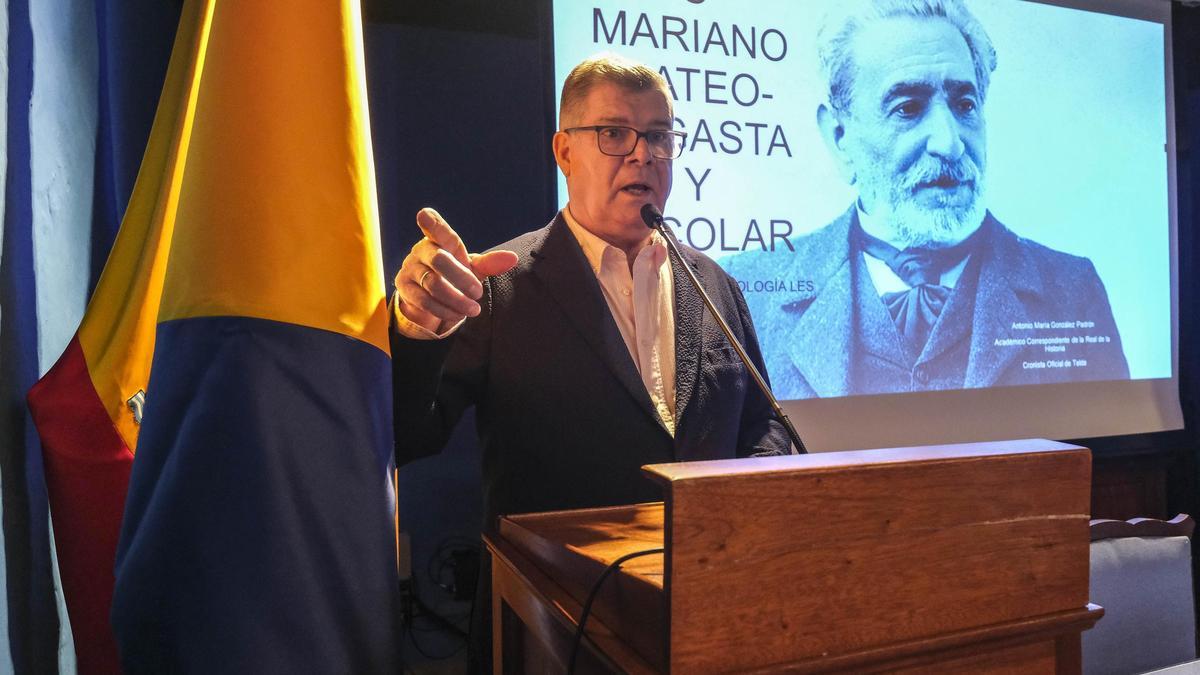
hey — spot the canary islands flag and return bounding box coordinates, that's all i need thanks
[27,0,400,671]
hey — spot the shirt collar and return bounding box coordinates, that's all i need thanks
[562,206,665,273]
[855,205,984,291]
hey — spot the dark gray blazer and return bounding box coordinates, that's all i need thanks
[392,212,789,526]
[723,207,1130,399]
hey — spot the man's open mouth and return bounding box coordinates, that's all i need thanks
[620,183,652,195]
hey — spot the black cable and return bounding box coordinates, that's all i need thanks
[402,532,476,659]
[406,581,469,660]
[406,622,466,661]
[427,535,479,595]
[413,593,469,638]
[404,619,465,662]
[400,558,471,665]
[565,547,665,675]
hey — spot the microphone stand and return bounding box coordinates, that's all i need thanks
[643,205,808,454]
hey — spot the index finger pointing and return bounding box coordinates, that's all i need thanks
[415,207,470,266]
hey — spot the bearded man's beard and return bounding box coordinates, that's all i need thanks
[858,154,987,250]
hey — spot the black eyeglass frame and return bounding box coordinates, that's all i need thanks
[562,125,688,160]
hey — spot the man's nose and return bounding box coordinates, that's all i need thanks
[628,133,655,163]
[923,104,965,160]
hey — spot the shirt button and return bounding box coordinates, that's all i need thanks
[622,288,631,296]
[913,367,929,386]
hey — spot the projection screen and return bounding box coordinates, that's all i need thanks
[551,0,1182,451]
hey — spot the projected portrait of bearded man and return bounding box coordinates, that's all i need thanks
[723,0,1129,399]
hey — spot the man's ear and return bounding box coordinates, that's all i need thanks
[552,131,571,178]
[817,103,855,185]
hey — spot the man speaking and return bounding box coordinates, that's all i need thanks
[723,0,1130,399]
[390,52,790,666]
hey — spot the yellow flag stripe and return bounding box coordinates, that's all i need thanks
[77,0,216,453]
[157,0,390,354]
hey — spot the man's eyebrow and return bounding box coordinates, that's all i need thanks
[882,82,934,108]
[881,79,979,108]
[945,79,979,98]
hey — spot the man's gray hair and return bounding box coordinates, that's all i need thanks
[817,0,997,114]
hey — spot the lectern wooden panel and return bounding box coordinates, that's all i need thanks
[487,439,1103,673]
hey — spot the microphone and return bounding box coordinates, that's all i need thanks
[639,204,808,454]
[640,203,665,229]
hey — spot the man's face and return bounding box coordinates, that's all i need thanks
[833,16,987,249]
[553,82,673,252]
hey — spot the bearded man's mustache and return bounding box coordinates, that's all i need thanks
[899,156,981,195]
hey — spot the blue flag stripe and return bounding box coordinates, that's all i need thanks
[113,316,399,672]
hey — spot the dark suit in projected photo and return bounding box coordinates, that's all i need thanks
[722,0,1129,399]
[389,53,789,669]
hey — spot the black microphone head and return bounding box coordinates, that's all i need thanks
[640,203,664,228]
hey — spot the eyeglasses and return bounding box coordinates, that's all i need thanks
[563,125,688,160]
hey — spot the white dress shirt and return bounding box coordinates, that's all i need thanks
[562,209,677,435]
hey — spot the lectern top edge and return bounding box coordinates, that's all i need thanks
[642,438,1086,484]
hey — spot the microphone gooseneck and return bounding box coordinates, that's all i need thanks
[640,203,808,454]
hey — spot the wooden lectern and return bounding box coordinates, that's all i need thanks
[485,439,1103,673]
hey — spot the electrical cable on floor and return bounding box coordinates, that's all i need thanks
[407,624,466,662]
[428,535,479,597]
[413,593,469,638]
[405,591,468,661]
[401,563,471,663]
[566,547,665,675]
